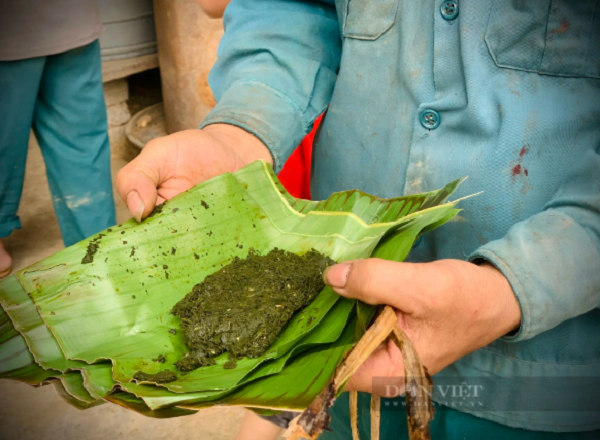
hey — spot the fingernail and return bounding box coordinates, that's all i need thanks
[127,191,145,223]
[323,262,352,289]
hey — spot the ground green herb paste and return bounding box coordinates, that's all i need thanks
[81,241,99,264]
[133,369,177,383]
[81,233,105,264]
[146,201,166,219]
[172,248,334,372]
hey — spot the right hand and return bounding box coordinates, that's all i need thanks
[116,124,272,222]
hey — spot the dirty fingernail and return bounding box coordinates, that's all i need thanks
[323,263,352,289]
[127,191,145,223]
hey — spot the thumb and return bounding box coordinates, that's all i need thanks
[116,160,160,222]
[323,258,417,313]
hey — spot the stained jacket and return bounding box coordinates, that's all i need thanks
[200,0,600,431]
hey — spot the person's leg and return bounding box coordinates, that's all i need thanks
[0,56,46,276]
[32,40,116,246]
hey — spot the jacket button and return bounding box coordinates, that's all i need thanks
[420,109,441,130]
[440,0,459,20]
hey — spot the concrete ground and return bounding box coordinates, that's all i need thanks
[0,137,246,440]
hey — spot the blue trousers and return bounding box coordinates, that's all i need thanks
[321,393,600,440]
[0,40,116,246]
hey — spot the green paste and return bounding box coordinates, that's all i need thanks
[152,354,167,363]
[146,201,166,219]
[81,233,105,264]
[172,248,333,372]
[133,369,177,383]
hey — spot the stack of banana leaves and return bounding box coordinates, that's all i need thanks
[0,160,464,419]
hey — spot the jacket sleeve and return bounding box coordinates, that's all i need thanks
[200,0,341,172]
[470,147,600,342]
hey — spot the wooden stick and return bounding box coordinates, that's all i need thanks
[286,308,397,440]
[285,306,434,440]
[389,326,434,440]
[370,394,381,440]
[333,306,398,388]
[350,391,360,440]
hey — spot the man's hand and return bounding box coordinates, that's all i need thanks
[323,259,521,394]
[116,124,272,222]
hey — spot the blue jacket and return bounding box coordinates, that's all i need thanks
[200,0,600,431]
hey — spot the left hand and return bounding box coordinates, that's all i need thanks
[323,259,521,394]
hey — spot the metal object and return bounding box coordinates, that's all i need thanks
[98,0,157,61]
[125,103,167,149]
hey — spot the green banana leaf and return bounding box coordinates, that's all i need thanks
[119,302,356,410]
[79,363,116,400]
[0,261,358,410]
[0,309,19,344]
[0,292,105,407]
[48,379,102,410]
[113,315,357,412]
[0,160,465,416]
[0,311,57,385]
[0,275,88,373]
[50,372,103,406]
[0,273,354,410]
[0,261,354,405]
[0,257,355,410]
[0,317,103,409]
[106,391,199,418]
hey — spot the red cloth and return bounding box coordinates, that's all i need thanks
[277,114,322,200]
